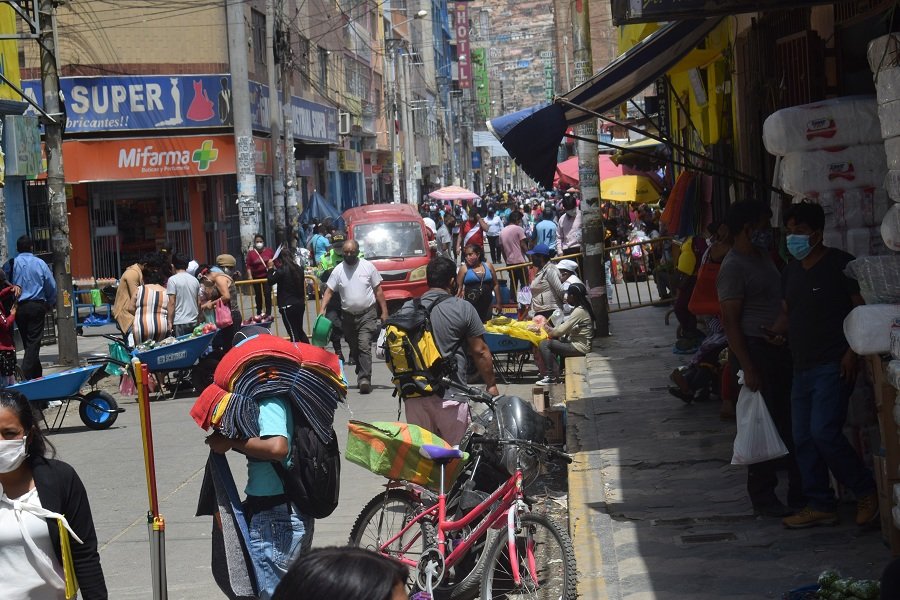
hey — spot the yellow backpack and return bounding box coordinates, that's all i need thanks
[383,295,458,398]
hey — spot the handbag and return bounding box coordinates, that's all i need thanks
[731,385,789,465]
[687,260,721,316]
[214,299,233,328]
[464,265,487,304]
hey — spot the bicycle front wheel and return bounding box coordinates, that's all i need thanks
[480,512,577,600]
[348,489,431,564]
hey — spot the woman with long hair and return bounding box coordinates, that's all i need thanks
[267,250,311,343]
[456,243,501,322]
[0,390,107,598]
[536,282,595,385]
[127,260,170,345]
[273,546,408,600]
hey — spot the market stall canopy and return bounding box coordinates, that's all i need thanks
[601,175,661,204]
[554,155,624,189]
[487,18,721,189]
[300,191,344,229]
[427,185,481,201]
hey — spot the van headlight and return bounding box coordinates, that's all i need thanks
[409,265,427,281]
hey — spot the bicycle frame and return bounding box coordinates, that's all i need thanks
[377,462,530,587]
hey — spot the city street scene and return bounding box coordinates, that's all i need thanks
[0,1,898,600]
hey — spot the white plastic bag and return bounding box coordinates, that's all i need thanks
[516,285,532,307]
[731,384,789,466]
[843,304,900,355]
[375,327,386,360]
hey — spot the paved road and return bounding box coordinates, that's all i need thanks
[39,327,538,599]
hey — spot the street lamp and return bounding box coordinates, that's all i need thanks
[385,9,427,204]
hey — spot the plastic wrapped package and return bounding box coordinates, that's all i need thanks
[843,304,900,355]
[868,33,900,74]
[847,227,881,257]
[780,144,887,196]
[883,203,900,251]
[762,96,881,156]
[879,99,900,138]
[807,188,890,228]
[824,228,846,251]
[888,360,900,389]
[844,256,900,303]
[886,170,900,202]
[875,67,900,103]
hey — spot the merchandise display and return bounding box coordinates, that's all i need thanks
[843,304,900,355]
[844,255,900,304]
[780,145,887,196]
[762,96,881,156]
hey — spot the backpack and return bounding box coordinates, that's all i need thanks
[272,409,341,519]
[383,294,459,399]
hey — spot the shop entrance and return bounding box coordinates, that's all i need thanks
[89,180,193,279]
[202,175,240,264]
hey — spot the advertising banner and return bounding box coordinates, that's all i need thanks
[455,4,472,89]
[0,5,22,102]
[22,75,338,143]
[472,48,490,122]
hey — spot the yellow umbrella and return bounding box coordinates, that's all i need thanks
[600,175,660,203]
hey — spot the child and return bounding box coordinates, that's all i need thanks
[0,270,18,386]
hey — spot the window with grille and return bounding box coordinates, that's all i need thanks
[251,9,266,70]
[318,46,329,87]
[23,180,51,258]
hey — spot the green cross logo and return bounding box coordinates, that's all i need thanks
[192,140,219,171]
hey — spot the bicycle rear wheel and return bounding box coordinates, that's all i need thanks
[348,489,429,563]
[480,512,577,600]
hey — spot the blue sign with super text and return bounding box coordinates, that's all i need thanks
[22,74,338,144]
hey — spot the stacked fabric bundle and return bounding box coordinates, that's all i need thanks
[869,34,900,253]
[763,96,891,257]
[190,334,346,443]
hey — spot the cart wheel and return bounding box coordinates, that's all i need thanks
[79,391,119,430]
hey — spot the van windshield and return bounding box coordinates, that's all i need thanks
[354,221,427,259]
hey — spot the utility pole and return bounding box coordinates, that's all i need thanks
[266,0,286,244]
[226,0,259,252]
[571,0,609,336]
[398,51,414,204]
[386,42,401,203]
[282,35,298,246]
[447,92,457,186]
[39,0,77,365]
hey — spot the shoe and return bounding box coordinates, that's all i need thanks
[855,493,879,526]
[782,507,839,529]
[667,386,694,404]
[670,368,692,396]
[359,380,372,394]
[753,501,792,518]
[337,353,346,363]
[537,376,558,386]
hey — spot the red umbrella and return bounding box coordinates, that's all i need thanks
[553,155,624,188]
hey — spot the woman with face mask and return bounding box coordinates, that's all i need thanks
[245,234,275,319]
[536,282,595,385]
[0,390,107,599]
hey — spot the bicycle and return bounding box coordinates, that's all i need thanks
[350,379,577,600]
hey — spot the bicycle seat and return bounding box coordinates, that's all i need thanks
[419,445,464,463]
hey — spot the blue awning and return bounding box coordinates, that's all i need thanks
[488,18,722,189]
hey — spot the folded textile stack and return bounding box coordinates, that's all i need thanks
[191,334,346,443]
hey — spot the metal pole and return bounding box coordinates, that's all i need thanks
[398,52,414,204]
[283,45,298,246]
[266,0,285,244]
[39,0,77,365]
[387,43,401,203]
[571,0,608,336]
[226,0,259,251]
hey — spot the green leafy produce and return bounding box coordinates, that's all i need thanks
[814,569,880,600]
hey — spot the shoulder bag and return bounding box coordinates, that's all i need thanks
[687,260,721,317]
[215,298,233,328]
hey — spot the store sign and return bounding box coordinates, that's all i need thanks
[62,135,239,183]
[22,75,338,143]
[455,4,472,89]
[338,149,361,172]
[610,0,835,24]
[0,6,22,102]
[3,115,41,177]
[473,49,490,122]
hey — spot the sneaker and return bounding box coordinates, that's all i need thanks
[782,507,839,529]
[46,400,64,408]
[855,493,879,526]
[537,376,555,386]
[359,380,372,394]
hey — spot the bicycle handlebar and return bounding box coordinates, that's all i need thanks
[477,437,573,464]
[440,377,496,407]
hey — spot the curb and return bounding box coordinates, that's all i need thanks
[565,355,610,600]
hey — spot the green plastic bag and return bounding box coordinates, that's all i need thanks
[90,288,103,308]
[104,342,132,376]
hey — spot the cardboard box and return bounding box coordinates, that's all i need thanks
[544,406,566,446]
[532,386,548,413]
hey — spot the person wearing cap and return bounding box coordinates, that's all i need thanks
[527,244,564,319]
[319,239,388,394]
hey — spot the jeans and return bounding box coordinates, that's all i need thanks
[342,305,379,383]
[254,282,273,316]
[279,303,309,344]
[792,361,876,511]
[17,301,48,380]
[487,235,501,263]
[538,339,584,377]
[731,337,804,508]
[247,503,312,600]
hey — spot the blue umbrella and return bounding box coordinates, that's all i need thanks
[300,191,344,229]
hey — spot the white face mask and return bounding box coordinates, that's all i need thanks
[255,242,264,250]
[0,436,27,473]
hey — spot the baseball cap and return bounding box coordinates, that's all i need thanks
[526,243,551,257]
[557,259,579,273]
[331,232,346,246]
[216,253,236,268]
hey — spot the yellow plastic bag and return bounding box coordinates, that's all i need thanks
[58,518,79,599]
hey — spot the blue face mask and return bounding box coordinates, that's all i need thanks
[786,234,815,260]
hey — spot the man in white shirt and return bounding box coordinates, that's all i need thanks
[167,253,201,336]
[320,239,388,394]
[556,194,583,257]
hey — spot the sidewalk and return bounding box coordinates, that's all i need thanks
[566,307,888,600]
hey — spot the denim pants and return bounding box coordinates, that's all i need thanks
[791,361,876,511]
[247,504,312,599]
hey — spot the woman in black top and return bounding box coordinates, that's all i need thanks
[0,389,107,599]
[267,252,311,343]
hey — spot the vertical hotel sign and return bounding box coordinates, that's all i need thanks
[455,3,472,89]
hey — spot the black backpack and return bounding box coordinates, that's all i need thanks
[273,409,341,519]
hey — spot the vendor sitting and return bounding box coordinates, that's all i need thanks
[536,282,595,385]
